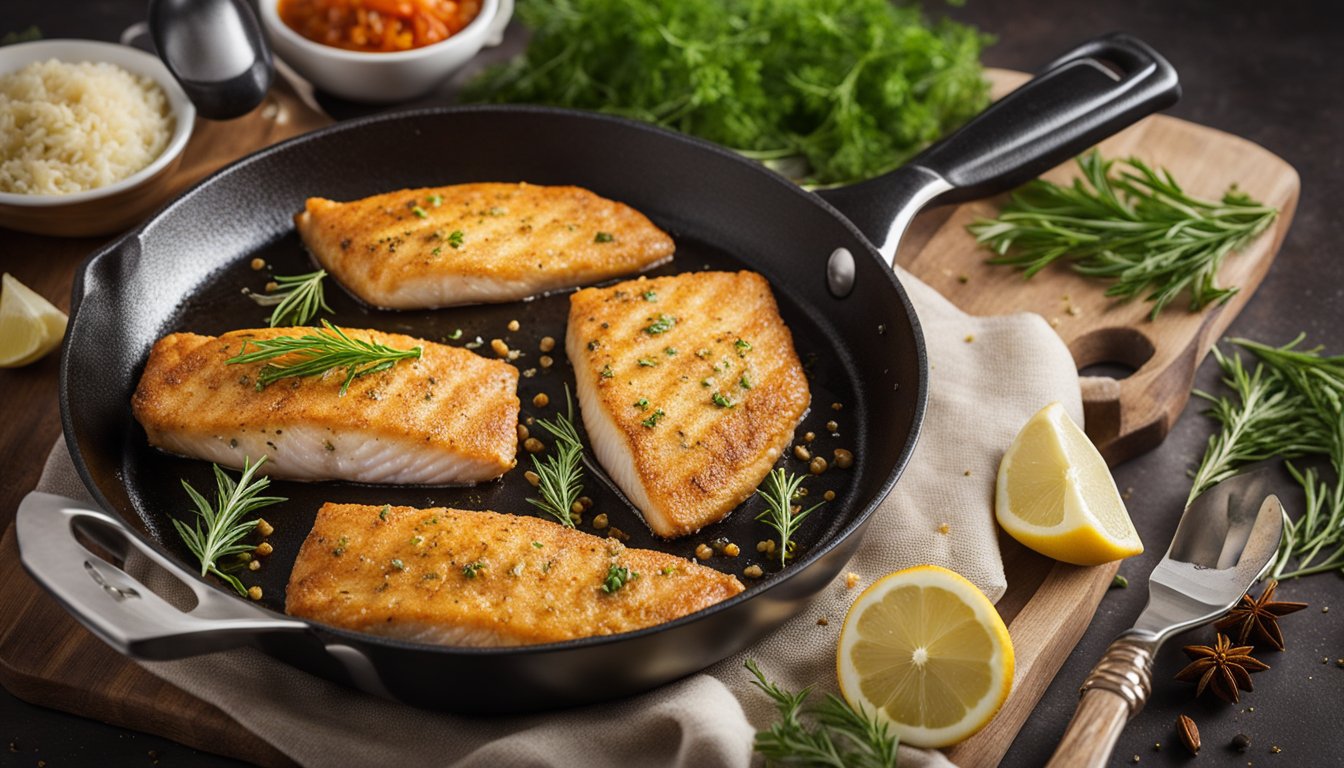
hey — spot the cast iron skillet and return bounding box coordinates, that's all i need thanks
[18,34,1177,714]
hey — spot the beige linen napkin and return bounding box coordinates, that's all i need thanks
[32,267,1081,768]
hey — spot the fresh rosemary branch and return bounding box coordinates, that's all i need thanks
[247,269,332,327]
[526,386,584,527]
[969,151,1278,319]
[745,659,898,768]
[756,468,824,568]
[172,457,285,597]
[1189,335,1344,579]
[226,320,422,396]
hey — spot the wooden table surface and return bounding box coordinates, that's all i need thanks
[2,1,1341,766]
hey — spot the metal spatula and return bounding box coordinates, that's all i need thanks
[1045,466,1285,768]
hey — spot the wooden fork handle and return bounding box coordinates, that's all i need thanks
[1045,635,1157,768]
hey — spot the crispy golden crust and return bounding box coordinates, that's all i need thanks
[295,182,675,308]
[567,271,810,538]
[130,327,519,484]
[285,503,745,645]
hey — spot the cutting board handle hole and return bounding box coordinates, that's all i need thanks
[1070,327,1155,381]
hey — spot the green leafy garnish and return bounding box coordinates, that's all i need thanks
[463,562,486,579]
[172,457,285,597]
[226,320,422,396]
[712,392,735,409]
[411,205,429,219]
[644,314,676,335]
[247,269,332,327]
[756,468,823,567]
[601,563,637,593]
[634,398,650,410]
[594,231,614,243]
[746,659,897,768]
[969,151,1279,320]
[465,0,989,186]
[641,408,665,428]
[526,386,585,527]
[1190,335,1344,579]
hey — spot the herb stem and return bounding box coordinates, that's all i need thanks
[226,320,422,396]
[526,386,585,527]
[172,457,285,597]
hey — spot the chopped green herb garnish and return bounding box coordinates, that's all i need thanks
[448,329,463,340]
[643,290,657,301]
[332,536,349,557]
[642,408,666,428]
[448,230,464,248]
[735,338,753,355]
[463,562,485,579]
[660,566,678,576]
[532,541,544,548]
[426,193,442,207]
[740,373,752,389]
[712,392,736,408]
[701,378,713,387]
[634,397,650,410]
[644,314,676,334]
[431,246,442,256]
[601,563,637,593]
[601,365,614,378]
[391,558,406,570]
[638,358,659,367]
[595,231,614,243]
[379,505,390,521]
[664,347,678,356]
[411,205,429,219]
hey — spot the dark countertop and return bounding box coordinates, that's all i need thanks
[1,1,1340,766]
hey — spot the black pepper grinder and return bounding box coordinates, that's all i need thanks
[147,0,273,119]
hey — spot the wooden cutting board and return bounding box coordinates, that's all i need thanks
[0,69,1299,768]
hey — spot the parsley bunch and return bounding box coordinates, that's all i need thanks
[466,0,991,186]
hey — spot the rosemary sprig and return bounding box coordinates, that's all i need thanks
[172,457,285,597]
[756,468,824,568]
[745,659,898,768]
[1189,335,1344,579]
[247,269,332,327]
[969,151,1278,320]
[526,386,584,527]
[226,320,422,396]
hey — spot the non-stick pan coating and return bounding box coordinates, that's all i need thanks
[62,106,925,711]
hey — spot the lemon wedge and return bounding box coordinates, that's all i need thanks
[0,273,68,368]
[995,402,1142,565]
[837,565,1014,749]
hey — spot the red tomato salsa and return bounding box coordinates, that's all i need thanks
[278,0,483,52]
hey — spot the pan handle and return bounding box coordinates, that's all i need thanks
[16,492,307,660]
[816,32,1180,265]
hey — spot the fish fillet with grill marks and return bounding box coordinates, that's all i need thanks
[568,271,811,538]
[295,182,675,309]
[131,327,519,484]
[286,503,745,646]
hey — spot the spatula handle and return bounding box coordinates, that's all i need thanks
[1046,635,1157,768]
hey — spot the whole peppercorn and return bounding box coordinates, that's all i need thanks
[1231,733,1251,753]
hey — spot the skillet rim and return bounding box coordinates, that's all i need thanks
[58,103,929,656]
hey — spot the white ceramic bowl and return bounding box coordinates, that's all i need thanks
[259,0,513,103]
[0,39,196,237]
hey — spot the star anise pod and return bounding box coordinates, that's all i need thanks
[1175,633,1269,704]
[1214,579,1307,651]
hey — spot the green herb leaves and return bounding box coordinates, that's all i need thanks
[465,0,989,186]
[746,659,898,768]
[1191,335,1344,579]
[644,314,676,335]
[173,457,285,597]
[526,387,585,527]
[248,269,332,327]
[601,563,637,593]
[226,320,422,396]
[970,151,1279,320]
[756,468,824,567]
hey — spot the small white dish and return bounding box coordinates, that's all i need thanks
[259,0,513,104]
[0,39,196,237]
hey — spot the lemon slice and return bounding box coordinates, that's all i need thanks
[0,273,68,368]
[995,402,1142,565]
[837,565,1014,749]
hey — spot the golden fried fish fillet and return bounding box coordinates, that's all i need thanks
[567,271,811,538]
[294,182,675,309]
[131,327,519,484]
[285,503,745,646]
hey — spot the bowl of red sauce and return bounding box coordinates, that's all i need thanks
[259,0,512,102]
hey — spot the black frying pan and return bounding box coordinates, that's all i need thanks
[18,33,1177,714]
